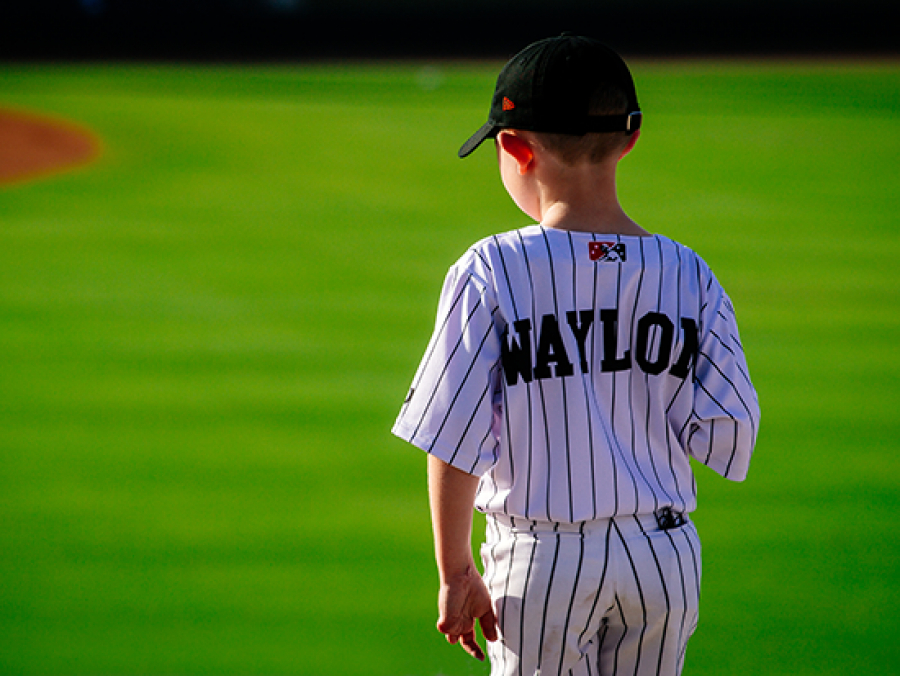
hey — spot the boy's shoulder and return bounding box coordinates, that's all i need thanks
[449,225,543,276]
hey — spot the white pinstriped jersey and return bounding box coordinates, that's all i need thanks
[393,225,759,523]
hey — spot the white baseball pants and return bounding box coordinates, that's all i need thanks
[482,513,702,676]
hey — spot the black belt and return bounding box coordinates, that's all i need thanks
[655,507,687,531]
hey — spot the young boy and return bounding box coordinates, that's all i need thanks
[392,35,759,676]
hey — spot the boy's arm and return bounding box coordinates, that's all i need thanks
[427,454,499,662]
[689,283,759,480]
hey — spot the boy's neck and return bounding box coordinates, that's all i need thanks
[540,201,649,236]
[535,166,650,237]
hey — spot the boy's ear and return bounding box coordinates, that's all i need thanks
[619,129,640,159]
[497,131,535,175]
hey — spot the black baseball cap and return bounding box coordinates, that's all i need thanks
[458,34,641,158]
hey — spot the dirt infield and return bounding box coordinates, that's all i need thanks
[0,108,101,185]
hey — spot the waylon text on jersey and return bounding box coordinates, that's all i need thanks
[500,307,699,385]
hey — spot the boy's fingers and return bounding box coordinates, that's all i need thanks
[479,608,499,642]
[443,632,458,645]
[459,630,485,661]
[437,616,464,642]
[437,620,487,661]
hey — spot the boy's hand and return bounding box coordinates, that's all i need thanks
[436,566,499,661]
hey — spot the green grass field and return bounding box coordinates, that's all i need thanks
[1,60,898,675]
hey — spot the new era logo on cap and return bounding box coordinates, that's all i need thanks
[502,97,516,111]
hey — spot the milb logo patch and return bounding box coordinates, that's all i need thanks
[589,241,627,262]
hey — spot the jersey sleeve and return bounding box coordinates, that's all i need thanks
[392,259,503,476]
[686,274,760,481]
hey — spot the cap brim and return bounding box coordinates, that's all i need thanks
[458,122,497,158]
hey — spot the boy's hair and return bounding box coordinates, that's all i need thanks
[531,85,632,165]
